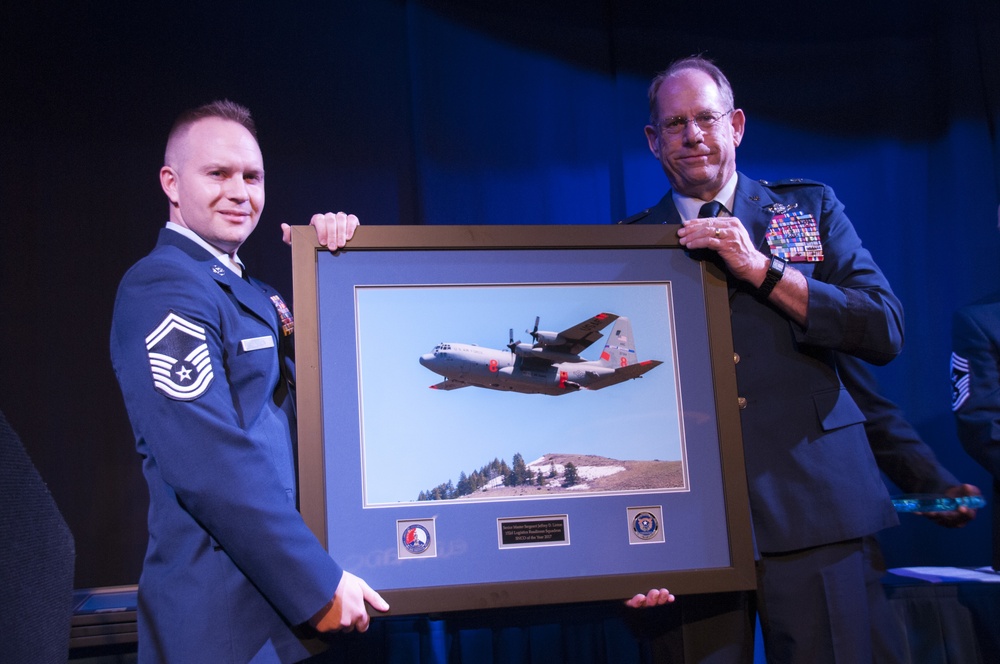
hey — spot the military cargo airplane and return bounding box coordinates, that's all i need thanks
[418,312,663,396]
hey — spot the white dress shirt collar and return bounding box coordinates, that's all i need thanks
[671,172,739,221]
[165,222,245,277]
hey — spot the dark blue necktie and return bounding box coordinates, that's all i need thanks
[698,201,726,218]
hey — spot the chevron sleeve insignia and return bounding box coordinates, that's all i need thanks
[144,311,215,401]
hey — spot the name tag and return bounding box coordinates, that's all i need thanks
[240,336,275,352]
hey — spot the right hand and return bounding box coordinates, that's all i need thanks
[920,483,981,528]
[309,571,390,633]
[281,211,360,252]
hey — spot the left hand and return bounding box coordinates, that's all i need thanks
[625,587,676,609]
[677,215,767,286]
[282,211,360,252]
[309,571,390,633]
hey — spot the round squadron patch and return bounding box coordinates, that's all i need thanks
[145,311,214,401]
[632,511,659,541]
[401,524,431,555]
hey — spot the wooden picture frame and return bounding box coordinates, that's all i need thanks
[291,225,754,615]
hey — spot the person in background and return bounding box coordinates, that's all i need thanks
[950,204,1000,571]
[839,354,979,529]
[622,56,904,663]
[110,100,388,663]
[838,352,979,664]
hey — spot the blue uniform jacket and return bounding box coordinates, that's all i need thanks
[110,229,343,663]
[622,174,904,553]
[951,291,1000,567]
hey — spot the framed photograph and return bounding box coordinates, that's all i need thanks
[291,225,754,615]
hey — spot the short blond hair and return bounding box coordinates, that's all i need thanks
[164,100,257,164]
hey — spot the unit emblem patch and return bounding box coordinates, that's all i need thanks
[401,524,431,555]
[632,511,660,541]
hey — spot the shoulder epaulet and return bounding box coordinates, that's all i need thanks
[757,178,823,189]
[617,208,651,225]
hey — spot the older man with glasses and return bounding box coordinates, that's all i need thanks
[622,56,906,664]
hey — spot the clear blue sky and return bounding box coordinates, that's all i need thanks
[356,282,686,504]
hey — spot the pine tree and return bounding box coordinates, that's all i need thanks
[456,471,471,497]
[562,462,579,487]
[509,452,529,486]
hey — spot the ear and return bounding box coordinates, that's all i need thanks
[644,125,660,157]
[160,166,180,206]
[730,109,746,148]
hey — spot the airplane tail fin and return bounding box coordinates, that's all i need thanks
[599,316,638,368]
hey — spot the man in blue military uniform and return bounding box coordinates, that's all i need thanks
[622,57,905,663]
[951,205,1000,570]
[110,100,388,663]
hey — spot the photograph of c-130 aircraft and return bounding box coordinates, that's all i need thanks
[419,312,662,396]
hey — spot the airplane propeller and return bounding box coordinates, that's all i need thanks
[527,316,541,344]
[507,328,520,356]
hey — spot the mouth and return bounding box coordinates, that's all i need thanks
[217,210,252,223]
[677,153,713,167]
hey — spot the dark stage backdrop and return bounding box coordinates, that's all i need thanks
[1,1,998,590]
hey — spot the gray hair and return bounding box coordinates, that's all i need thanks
[647,56,735,124]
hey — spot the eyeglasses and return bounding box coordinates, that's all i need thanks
[655,110,733,136]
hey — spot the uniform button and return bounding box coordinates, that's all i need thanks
[737,397,747,410]
[733,352,740,364]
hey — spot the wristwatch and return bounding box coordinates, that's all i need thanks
[758,255,786,299]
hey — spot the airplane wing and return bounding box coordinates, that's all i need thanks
[429,379,470,391]
[586,359,663,390]
[544,312,620,356]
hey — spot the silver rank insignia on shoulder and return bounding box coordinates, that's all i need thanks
[145,312,215,401]
[212,265,226,276]
[764,203,798,215]
[950,352,970,411]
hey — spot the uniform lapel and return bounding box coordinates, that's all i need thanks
[654,193,683,225]
[157,230,279,334]
[211,268,279,333]
[732,175,778,251]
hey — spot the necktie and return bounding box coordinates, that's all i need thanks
[698,201,726,218]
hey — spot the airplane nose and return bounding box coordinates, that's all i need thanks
[419,353,434,367]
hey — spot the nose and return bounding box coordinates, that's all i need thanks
[224,175,249,201]
[681,120,705,143]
